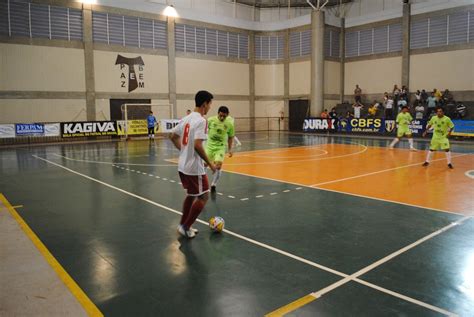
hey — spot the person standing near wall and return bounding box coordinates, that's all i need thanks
[147,111,158,140]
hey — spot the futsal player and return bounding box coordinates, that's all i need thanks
[389,105,416,150]
[422,107,455,169]
[169,91,216,239]
[205,106,235,192]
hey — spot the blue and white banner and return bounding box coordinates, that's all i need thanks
[452,120,474,137]
[15,123,45,136]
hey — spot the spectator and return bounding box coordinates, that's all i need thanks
[329,107,338,119]
[434,88,442,101]
[345,111,354,119]
[320,109,329,118]
[397,98,407,113]
[186,109,192,115]
[442,89,453,104]
[415,102,425,120]
[421,89,428,105]
[427,92,437,117]
[393,84,400,104]
[383,92,389,104]
[354,84,363,106]
[368,101,379,118]
[401,85,408,101]
[414,90,421,107]
[352,102,363,119]
[385,96,394,119]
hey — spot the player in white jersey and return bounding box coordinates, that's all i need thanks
[170,90,216,239]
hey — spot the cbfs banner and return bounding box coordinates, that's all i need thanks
[303,118,337,132]
[451,120,474,137]
[343,118,384,133]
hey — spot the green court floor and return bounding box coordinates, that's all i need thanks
[1,132,473,316]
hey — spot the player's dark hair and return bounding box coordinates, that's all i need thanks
[218,106,229,114]
[195,90,213,107]
[436,106,445,112]
[401,105,409,110]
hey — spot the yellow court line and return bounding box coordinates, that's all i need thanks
[12,205,23,208]
[0,193,103,317]
[265,294,316,317]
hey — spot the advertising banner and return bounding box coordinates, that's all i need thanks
[385,119,427,136]
[44,123,61,137]
[451,120,474,137]
[160,119,180,132]
[61,121,118,138]
[0,124,15,138]
[302,118,337,132]
[15,123,45,136]
[345,118,384,133]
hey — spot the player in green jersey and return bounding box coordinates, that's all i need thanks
[422,107,455,169]
[389,105,416,150]
[206,106,235,191]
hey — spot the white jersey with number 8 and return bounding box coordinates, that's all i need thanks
[172,112,208,175]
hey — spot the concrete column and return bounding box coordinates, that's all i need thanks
[310,10,325,116]
[82,5,96,121]
[339,17,345,104]
[401,3,411,89]
[249,32,256,131]
[167,17,177,118]
[283,29,290,124]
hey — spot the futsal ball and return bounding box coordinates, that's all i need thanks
[209,216,225,233]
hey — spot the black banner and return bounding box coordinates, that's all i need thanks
[61,121,118,138]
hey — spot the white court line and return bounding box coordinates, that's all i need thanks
[256,195,264,198]
[465,170,474,179]
[223,169,466,216]
[32,155,464,316]
[308,217,469,316]
[53,154,176,167]
[310,154,470,187]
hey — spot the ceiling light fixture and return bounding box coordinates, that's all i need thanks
[163,5,178,17]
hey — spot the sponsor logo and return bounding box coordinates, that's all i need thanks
[303,118,336,131]
[61,121,118,138]
[349,118,383,132]
[0,124,15,138]
[115,55,145,93]
[385,120,396,133]
[15,123,44,135]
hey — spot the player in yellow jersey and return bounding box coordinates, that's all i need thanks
[206,106,235,192]
[422,107,455,169]
[389,105,416,150]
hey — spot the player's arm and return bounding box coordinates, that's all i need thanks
[422,124,432,137]
[227,136,234,157]
[169,133,181,150]
[194,139,216,173]
[447,119,454,137]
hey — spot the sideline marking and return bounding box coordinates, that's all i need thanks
[0,194,103,317]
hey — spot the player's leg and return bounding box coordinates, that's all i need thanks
[210,149,225,190]
[407,133,416,150]
[389,128,403,148]
[423,138,438,166]
[440,138,453,168]
[181,175,210,238]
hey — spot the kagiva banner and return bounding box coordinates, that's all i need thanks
[61,121,118,138]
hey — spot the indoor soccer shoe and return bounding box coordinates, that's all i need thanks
[177,225,196,239]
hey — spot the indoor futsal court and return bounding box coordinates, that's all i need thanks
[1,0,474,316]
[1,133,473,316]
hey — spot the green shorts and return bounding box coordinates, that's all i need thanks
[206,147,226,163]
[430,137,450,151]
[397,126,412,138]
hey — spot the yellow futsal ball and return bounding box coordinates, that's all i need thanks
[209,216,225,233]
